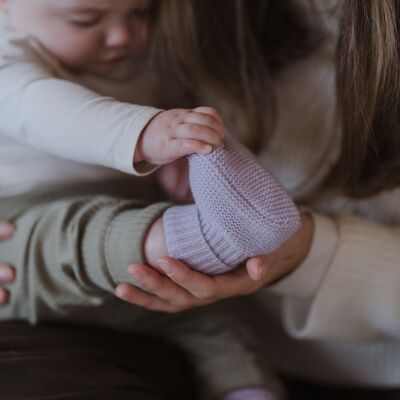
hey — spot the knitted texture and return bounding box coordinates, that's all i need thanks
[163,134,300,274]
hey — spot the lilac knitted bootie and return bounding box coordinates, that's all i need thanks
[163,134,300,275]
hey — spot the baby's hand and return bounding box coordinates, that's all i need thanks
[135,107,225,165]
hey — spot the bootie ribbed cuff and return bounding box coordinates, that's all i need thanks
[163,205,236,275]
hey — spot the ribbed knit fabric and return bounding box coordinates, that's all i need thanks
[223,388,279,400]
[163,134,300,274]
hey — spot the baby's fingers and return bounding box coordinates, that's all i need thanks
[172,139,213,158]
[182,111,225,141]
[193,107,225,127]
[177,123,224,148]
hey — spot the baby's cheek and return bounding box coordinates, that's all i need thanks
[45,31,100,70]
[130,22,153,55]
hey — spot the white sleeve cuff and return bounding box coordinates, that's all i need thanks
[269,212,339,298]
[119,106,162,176]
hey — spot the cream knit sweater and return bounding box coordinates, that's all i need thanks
[255,1,400,386]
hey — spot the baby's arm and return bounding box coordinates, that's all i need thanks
[0,195,172,323]
[0,57,159,175]
[0,36,223,175]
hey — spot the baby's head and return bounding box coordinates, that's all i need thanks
[2,0,156,76]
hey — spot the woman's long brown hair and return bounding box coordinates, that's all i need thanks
[152,0,319,150]
[154,1,400,197]
[325,0,400,197]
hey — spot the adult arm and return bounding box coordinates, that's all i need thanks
[117,210,400,341]
[270,211,400,340]
[115,212,314,312]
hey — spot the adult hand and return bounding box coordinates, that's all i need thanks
[115,212,314,313]
[0,221,16,306]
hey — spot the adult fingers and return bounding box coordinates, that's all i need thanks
[115,283,185,313]
[0,221,15,240]
[0,288,9,306]
[0,264,15,284]
[157,258,261,301]
[246,257,268,282]
[245,253,299,287]
[118,257,265,312]
[0,264,16,307]
[127,264,198,308]
[157,257,222,301]
[210,266,263,298]
[245,212,315,286]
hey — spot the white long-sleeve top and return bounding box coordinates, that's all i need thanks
[0,10,164,197]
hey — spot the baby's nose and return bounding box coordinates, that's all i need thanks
[105,24,131,47]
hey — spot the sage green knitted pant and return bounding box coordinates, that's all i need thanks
[0,182,281,400]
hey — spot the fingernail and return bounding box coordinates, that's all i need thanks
[115,285,126,299]
[201,144,213,155]
[0,223,15,238]
[158,259,173,276]
[256,262,265,280]
[127,265,142,279]
[127,265,135,274]
[0,267,12,281]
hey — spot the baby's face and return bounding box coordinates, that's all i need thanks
[3,0,155,76]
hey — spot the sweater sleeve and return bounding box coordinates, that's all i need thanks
[270,213,339,298]
[0,23,162,175]
[274,213,400,340]
[0,195,171,323]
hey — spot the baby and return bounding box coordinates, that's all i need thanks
[0,1,300,399]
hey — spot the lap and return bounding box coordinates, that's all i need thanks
[0,322,197,400]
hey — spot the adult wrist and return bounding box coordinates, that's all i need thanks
[269,212,338,298]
